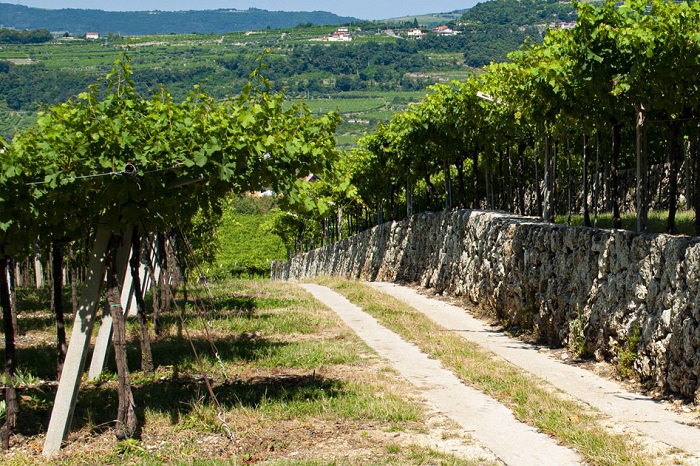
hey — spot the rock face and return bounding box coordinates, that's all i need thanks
[271,210,700,401]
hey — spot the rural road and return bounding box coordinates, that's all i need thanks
[302,283,582,466]
[301,282,700,465]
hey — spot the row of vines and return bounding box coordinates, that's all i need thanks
[0,56,339,448]
[274,0,700,255]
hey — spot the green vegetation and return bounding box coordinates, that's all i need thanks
[207,196,286,279]
[0,55,340,447]
[0,1,560,142]
[305,0,700,261]
[0,27,53,44]
[461,0,577,26]
[0,3,357,36]
[615,326,642,379]
[5,279,491,465]
[558,211,698,236]
[324,278,661,465]
[568,305,588,358]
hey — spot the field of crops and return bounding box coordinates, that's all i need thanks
[0,23,473,144]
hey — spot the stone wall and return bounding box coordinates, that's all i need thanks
[272,210,700,401]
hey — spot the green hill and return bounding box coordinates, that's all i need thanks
[0,4,358,36]
[461,0,578,26]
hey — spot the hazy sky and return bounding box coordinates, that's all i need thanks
[6,1,481,19]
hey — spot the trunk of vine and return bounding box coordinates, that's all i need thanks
[636,106,648,233]
[406,177,414,218]
[471,150,479,209]
[551,140,558,222]
[567,138,572,225]
[52,241,68,380]
[0,257,18,450]
[69,244,78,316]
[695,119,700,236]
[498,149,506,211]
[517,142,526,216]
[130,229,154,374]
[543,135,552,222]
[667,120,683,234]
[8,261,18,337]
[534,144,542,218]
[105,234,138,440]
[443,159,452,211]
[594,133,601,227]
[611,122,622,229]
[337,205,343,241]
[457,155,466,209]
[582,134,591,227]
[156,233,169,334]
[144,237,162,337]
[424,173,437,211]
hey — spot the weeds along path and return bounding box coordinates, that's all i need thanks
[368,281,700,460]
[301,283,582,466]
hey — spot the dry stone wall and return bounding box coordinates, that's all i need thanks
[271,210,700,401]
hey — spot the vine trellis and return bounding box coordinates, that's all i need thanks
[0,54,340,453]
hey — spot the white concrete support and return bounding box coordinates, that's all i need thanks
[34,240,44,289]
[6,263,12,311]
[87,229,134,381]
[43,228,112,456]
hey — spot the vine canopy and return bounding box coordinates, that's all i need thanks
[3,55,340,250]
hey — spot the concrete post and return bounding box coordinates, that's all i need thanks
[43,228,111,456]
[87,229,134,381]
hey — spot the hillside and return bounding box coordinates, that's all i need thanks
[0,3,358,36]
[0,0,571,143]
[461,0,577,26]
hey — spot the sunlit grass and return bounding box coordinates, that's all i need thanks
[557,209,697,236]
[321,278,664,466]
[5,279,480,466]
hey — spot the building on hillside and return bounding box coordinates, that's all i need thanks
[309,27,353,42]
[432,25,457,36]
[407,28,425,38]
[85,32,100,39]
[558,21,577,29]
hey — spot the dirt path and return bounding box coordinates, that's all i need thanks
[368,281,700,460]
[301,283,582,466]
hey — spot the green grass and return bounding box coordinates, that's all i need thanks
[205,195,287,279]
[321,278,667,466]
[7,279,498,465]
[557,210,698,236]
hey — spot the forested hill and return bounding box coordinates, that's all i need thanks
[0,3,358,36]
[461,0,577,26]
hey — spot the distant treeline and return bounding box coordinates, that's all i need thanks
[0,27,53,44]
[460,0,577,26]
[0,4,357,36]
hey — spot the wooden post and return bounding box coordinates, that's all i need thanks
[43,228,111,456]
[88,229,133,381]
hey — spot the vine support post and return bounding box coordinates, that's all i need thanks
[43,227,112,456]
[88,228,134,381]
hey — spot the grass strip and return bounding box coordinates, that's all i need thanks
[557,210,697,236]
[320,277,662,466]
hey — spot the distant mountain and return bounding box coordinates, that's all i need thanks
[0,3,359,36]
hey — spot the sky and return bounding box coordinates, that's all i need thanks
[6,1,481,20]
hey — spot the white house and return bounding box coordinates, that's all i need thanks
[85,32,100,39]
[432,25,456,36]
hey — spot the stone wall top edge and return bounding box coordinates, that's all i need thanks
[279,209,700,269]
